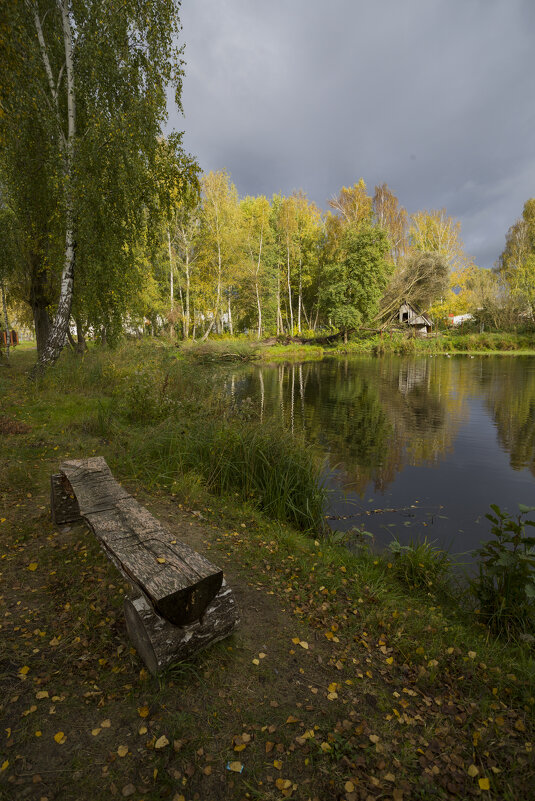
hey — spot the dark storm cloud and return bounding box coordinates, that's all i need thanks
[168,0,535,268]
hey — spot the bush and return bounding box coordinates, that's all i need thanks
[387,538,451,593]
[471,504,535,641]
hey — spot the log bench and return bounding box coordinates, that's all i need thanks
[50,457,239,674]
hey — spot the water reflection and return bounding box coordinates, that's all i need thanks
[225,356,535,556]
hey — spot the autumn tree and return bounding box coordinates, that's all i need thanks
[198,170,240,338]
[372,184,409,266]
[328,179,373,227]
[409,209,469,272]
[499,199,535,317]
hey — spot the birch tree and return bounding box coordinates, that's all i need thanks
[0,0,195,370]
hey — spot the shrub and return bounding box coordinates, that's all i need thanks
[471,504,535,641]
[387,538,451,593]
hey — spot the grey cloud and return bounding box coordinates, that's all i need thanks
[168,0,535,268]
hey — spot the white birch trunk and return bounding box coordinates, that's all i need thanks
[34,0,76,372]
[1,280,10,360]
[287,238,293,334]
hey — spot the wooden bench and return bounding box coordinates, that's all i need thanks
[50,457,239,674]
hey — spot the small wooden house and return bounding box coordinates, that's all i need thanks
[398,302,432,335]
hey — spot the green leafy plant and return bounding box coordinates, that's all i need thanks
[471,504,535,640]
[387,538,451,593]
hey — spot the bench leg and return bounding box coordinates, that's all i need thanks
[124,580,240,675]
[50,474,82,525]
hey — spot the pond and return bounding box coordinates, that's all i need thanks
[227,355,535,562]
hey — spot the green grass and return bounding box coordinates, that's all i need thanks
[1,343,535,800]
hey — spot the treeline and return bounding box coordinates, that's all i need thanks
[139,173,472,342]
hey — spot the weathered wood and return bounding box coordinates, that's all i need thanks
[124,579,240,675]
[50,473,82,525]
[54,457,223,625]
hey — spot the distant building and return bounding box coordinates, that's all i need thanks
[398,301,433,335]
[447,313,474,327]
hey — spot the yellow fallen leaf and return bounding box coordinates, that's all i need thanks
[328,682,337,693]
[468,651,476,659]
[1,760,8,772]
[234,743,246,752]
[320,742,331,752]
[138,726,147,735]
[369,734,380,744]
[515,719,526,732]
[35,731,42,737]
[91,728,101,736]
[252,658,260,665]
[156,557,166,564]
[154,735,169,749]
[19,666,30,675]
[275,778,292,790]
[49,637,60,646]
[100,719,111,728]
[286,716,299,724]
[54,731,66,744]
[28,563,38,572]
[36,691,49,700]
[117,745,128,757]
[273,759,282,769]
[291,637,300,644]
[203,765,212,775]
[467,764,479,777]
[344,781,355,792]
[299,641,308,649]
[479,777,490,790]
[386,657,394,665]
[227,761,243,773]
[384,772,396,782]
[327,692,338,701]
[137,706,149,718]
[259,652,267,659]
[0,519,5,524]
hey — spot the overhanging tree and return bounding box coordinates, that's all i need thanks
[0,0,195,370]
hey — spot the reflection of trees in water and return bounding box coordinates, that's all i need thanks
[482,359,535,474]
[236,357,469,494]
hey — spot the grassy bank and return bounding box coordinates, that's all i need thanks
[1,343,534,800]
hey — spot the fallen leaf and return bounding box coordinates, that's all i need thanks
[384,772,396,782]
[154,735,169,749]
[234,743,246,752]
[299,641,309,649]
[468,651,476,660]
[53,731,66,744]
[479,777,490,790]
[0,761,8,772]
[286,716,299,724]
[117,745,128,757]
[273,759,282,770]
[100,719,111,728]
[275,778,292,790]
[36,691,49,700]
[137,706,149,718]
[467,764,479,778]
[138,726,147,735]
[227,761,243,773]
[121,784,136,797]
[91,728,101,736]
[369,735,380,744]
[393,790,404,801]
[156,557,166,564]
[344,781,355,792]
[19,666,30,676]
[252,658,260,665]
[28,563,38,572]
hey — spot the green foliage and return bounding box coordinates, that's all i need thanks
[471,504,535,641]
[130,418,327,531]
[322,223,393,335]
[387,538,451,594]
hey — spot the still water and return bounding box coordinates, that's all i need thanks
[229,356,535,561]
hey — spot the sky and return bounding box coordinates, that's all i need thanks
[167,0,535,270]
